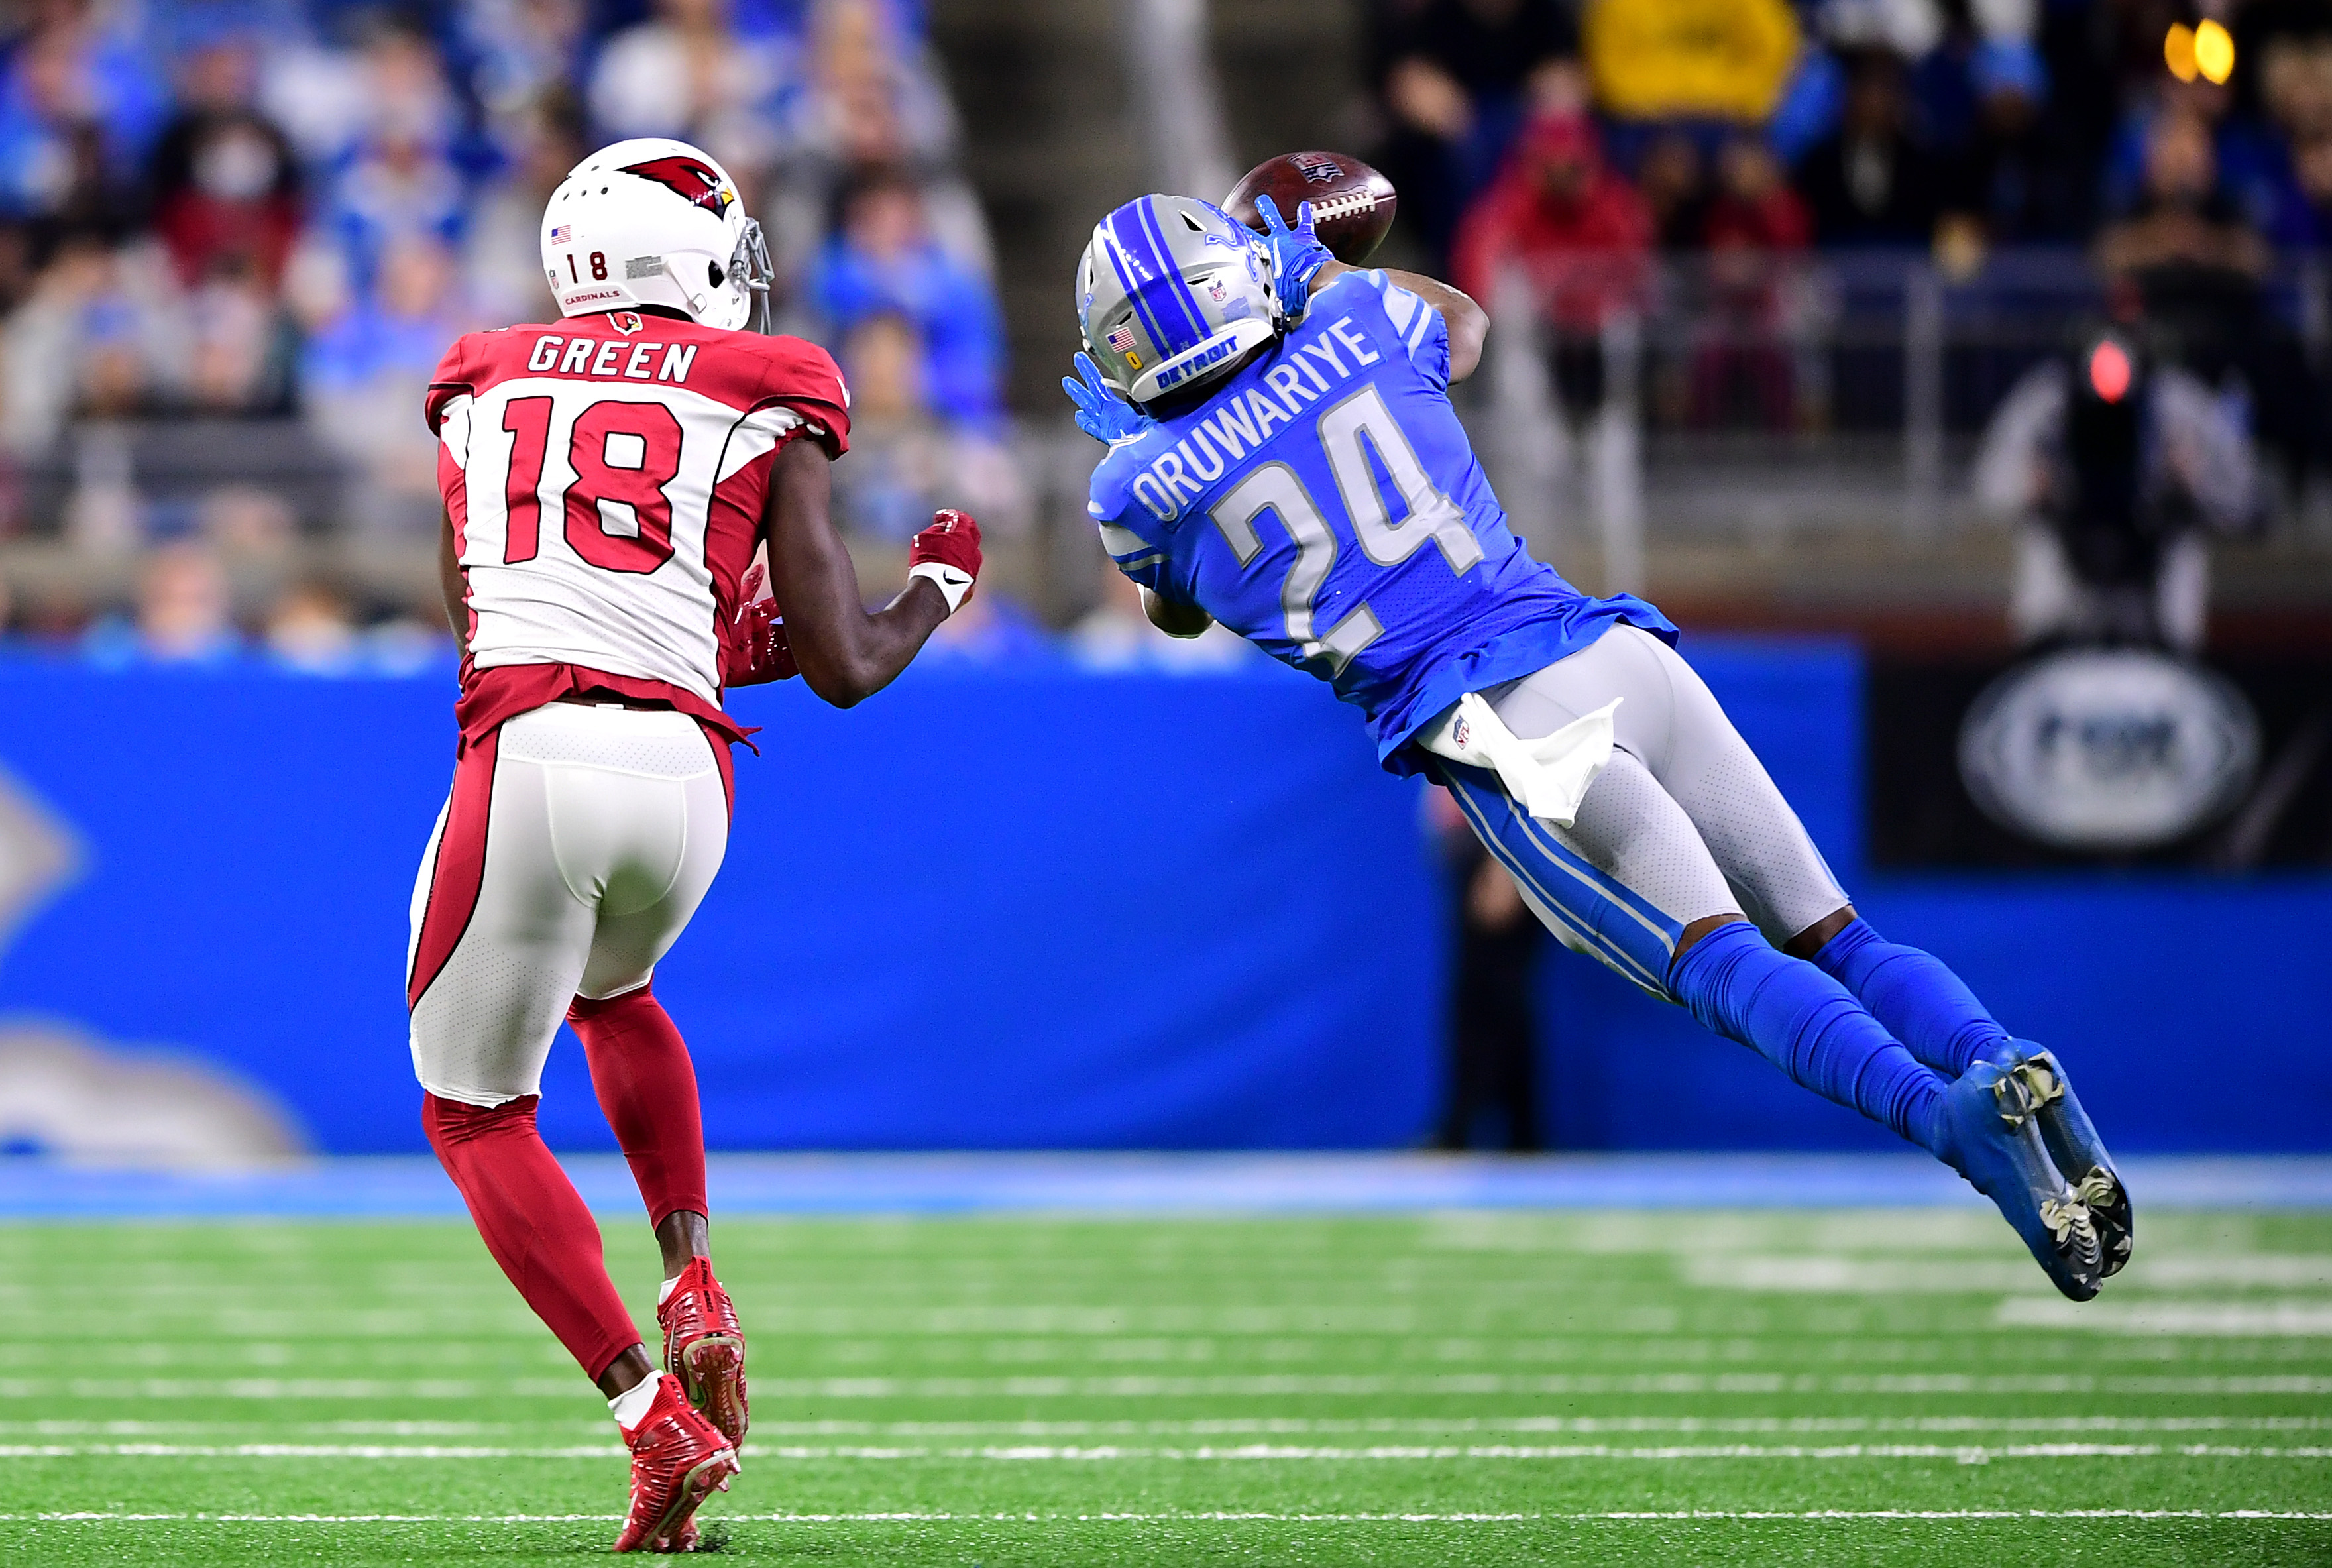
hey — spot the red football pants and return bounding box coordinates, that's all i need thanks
[422,1092,638,1380]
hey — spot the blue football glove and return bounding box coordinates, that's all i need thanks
[1253,193,1333,326]
[1062,351,1154,444]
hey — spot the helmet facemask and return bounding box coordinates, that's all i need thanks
[665,215,774,333]
[732,217,774,334]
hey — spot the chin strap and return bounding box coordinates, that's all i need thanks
[661,256,712,321]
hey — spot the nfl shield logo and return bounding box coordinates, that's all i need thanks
[1106,322,1137,355]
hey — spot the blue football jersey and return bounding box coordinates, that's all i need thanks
[1087,268,1674,773]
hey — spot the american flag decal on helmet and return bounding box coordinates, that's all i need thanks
[1106,321,1137,354]
[549,224,572,244]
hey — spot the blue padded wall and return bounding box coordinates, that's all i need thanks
[0,645,2319,1154]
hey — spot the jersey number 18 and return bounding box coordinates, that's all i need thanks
[1207,384,1482,673]
[499,396,685,575]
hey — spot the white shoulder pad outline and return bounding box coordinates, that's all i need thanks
[1097,518,1164,573]
[436,394,475,463]
[717,401,808,482]
[1370,272,1438,361]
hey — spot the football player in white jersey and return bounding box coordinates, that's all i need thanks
[408,137,983,1551]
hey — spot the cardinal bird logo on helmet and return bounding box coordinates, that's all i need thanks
[620,156,735,218]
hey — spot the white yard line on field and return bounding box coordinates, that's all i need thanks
[0,1379,517,1400]
[4,1441,2326,1463]
[1685,1256,2332,1295]
[0,1445,626,1459]
[735,1415,2332,1438]
[9,1414,2321,1439]
[1996,1298,2332,1335]
[0,1420,502,1437]
[5,1508,2331,1524]
[11,1372,2329,1399]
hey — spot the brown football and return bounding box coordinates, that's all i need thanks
[1223,152,1398,265]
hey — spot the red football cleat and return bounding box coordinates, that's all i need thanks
[612,1374,738,1553]
[658,1257,748,1445]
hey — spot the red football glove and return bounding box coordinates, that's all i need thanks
[907,508,981,614]
[720,564,799,688]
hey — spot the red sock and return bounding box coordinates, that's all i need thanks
[567,985,709,1231]
[421,1092,640,1380]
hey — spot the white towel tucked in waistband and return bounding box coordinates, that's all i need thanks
[1417,694,1622,829]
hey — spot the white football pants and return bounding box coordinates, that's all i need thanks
[406,702,729,1107]
[1434,624,1848,997]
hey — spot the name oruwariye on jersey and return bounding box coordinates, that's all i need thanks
[1123,310,1386,524]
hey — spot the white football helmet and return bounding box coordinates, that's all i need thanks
[540,138,773,331]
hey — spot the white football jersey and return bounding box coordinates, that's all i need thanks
[427,311,852,702]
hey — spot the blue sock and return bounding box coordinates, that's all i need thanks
[1669,922,1947,1155]
[1811,917,2009,1078]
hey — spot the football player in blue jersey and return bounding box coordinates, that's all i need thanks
[1065,192,2131,1300]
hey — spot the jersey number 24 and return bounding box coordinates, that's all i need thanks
[1208,385,1482,674]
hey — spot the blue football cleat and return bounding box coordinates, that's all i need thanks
[1939,1059,2103,1301]
[1985,1042,2133,1278]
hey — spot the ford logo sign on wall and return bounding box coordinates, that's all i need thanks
[1958,649,2260,852]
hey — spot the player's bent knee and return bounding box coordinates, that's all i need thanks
[421,1090,545,1155]
[1781,904,1858,961]
[1671,913,1749,973]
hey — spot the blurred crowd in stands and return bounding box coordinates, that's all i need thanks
[0,0,1129,666]
[0,0,2323,667]
[1371,0,2331,472]
[1376,0,2332,275]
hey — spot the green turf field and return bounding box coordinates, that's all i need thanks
[1,1209,2326,1565]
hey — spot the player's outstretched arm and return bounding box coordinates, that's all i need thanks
[1314,259,1488,384]
[763,438,978,708]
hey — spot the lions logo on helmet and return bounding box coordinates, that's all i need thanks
[1074,196,1280,406]
[540,138,773,333]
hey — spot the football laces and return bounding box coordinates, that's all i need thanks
[1304,189,1378,225]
